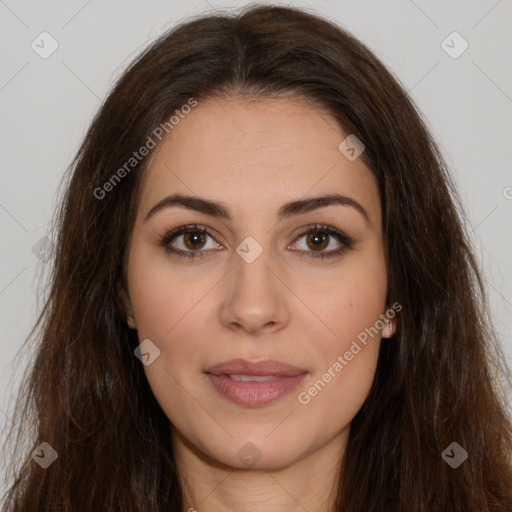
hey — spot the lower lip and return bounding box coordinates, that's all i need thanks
[206,373,307,406]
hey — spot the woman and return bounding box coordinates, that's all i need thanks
[2,5,511,511]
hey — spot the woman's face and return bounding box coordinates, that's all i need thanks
[124,95,392,470]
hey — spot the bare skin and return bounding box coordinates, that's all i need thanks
[122,95,394,512]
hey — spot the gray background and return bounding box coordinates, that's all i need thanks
[1,0,511,493]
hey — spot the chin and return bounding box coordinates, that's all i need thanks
[202,429,311,471]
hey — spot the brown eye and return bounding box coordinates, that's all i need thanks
[305,232,329,251]
[183,231,207,250]
[160,224,222,259]
[290,224,354,260]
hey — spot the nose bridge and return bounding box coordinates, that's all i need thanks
[219,238,290,333]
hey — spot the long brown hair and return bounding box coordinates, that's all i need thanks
[2,5,511,511]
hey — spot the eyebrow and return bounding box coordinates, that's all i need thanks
[145,192,371,225]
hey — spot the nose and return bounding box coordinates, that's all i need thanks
[219,248,290,335]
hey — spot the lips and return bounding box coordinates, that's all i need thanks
[204,359,308,406]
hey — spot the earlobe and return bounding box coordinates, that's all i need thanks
[126,314,137,330]
[382,317,396,339]
[117,282,137,329]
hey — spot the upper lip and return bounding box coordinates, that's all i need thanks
[205,359,308,377]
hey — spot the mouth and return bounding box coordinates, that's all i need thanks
[204,359,308,406]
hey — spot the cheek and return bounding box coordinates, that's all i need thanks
[296,252,386,409]
[126,243,212,339]
[295,282,385,431]
[305,251,388,350]
[126,245,222,390]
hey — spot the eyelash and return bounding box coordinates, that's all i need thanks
[159,223,354,261]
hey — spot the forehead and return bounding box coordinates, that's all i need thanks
[138,95,381,227]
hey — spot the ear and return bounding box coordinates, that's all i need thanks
[381,316,396,339]
[117,281,136,329]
